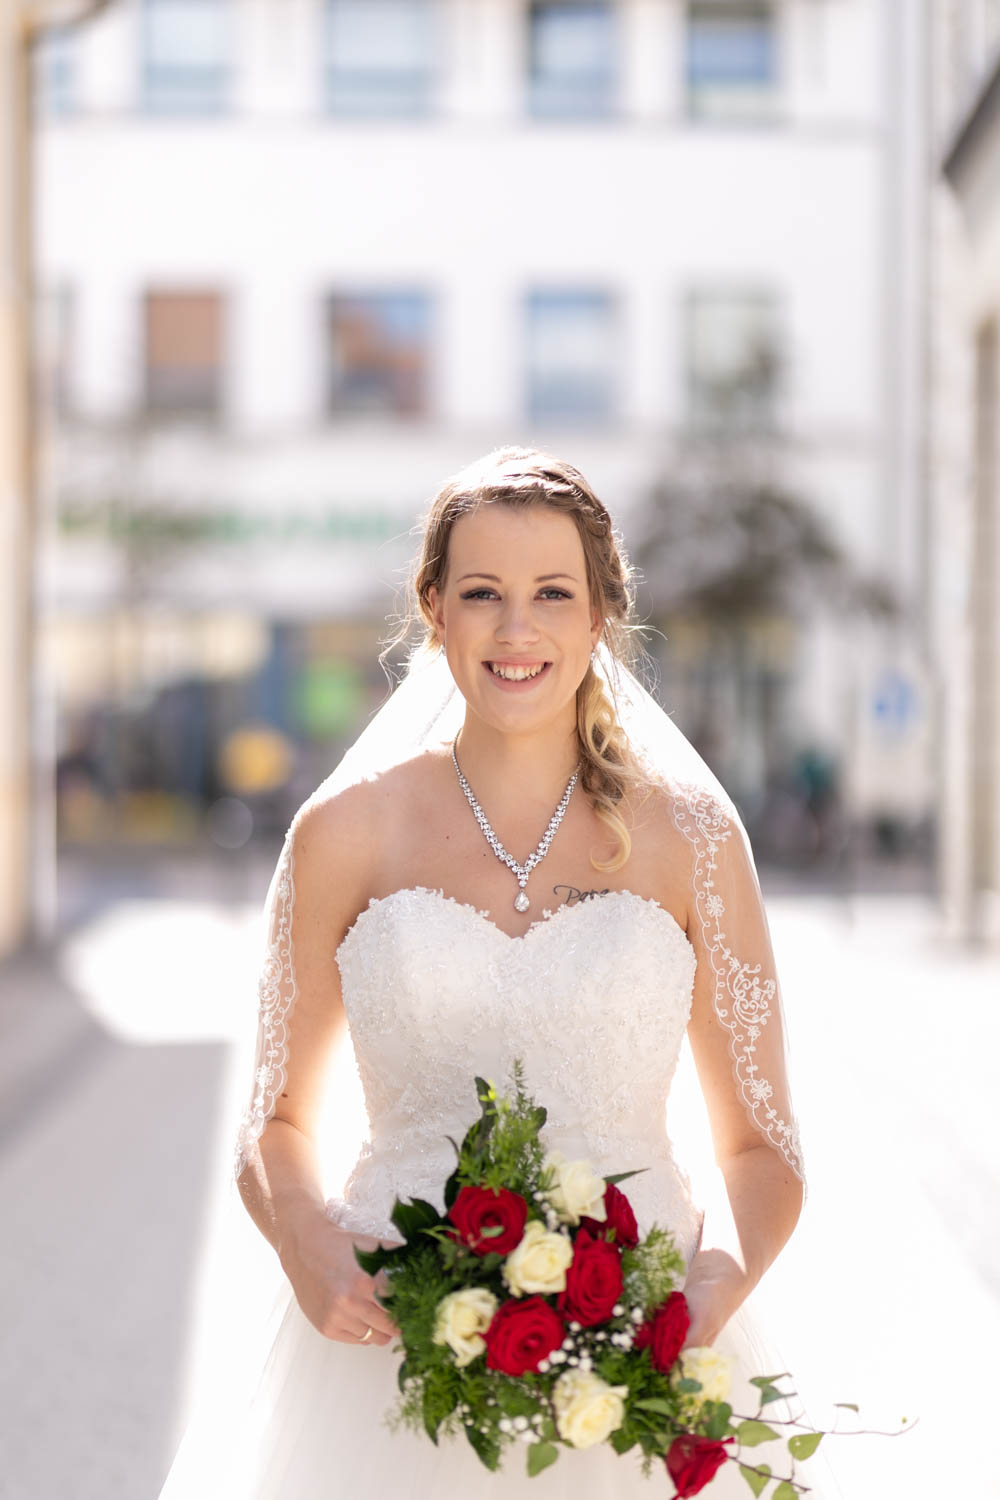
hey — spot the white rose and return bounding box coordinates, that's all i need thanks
[676,1345,734,1403]
[552,1367,629,1449]
[502,1218,574,1296]
[542,1150,608,1225]
[432,1286,498,1368]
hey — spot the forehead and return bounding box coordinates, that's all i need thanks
[446,503,585,572]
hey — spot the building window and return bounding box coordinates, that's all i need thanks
[326,292,431,416]
[141,0,231,115]
[35,284,74,418]
[32,26,77,116]
[525,290,616,423]
[144,290,224,417]
[322,0,438,118]
[686,2,778,123]
[527,2,617,119]
[685,287,781,429]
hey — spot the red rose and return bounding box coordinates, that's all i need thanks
[447,1184,528,1256]
[633,1291,690,1373]
[484,1295,565,1376]
[580,1181,639,1249]
[556,1226,623,1327]
[665,1433,733,1496]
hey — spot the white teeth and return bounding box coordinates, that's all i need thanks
[488,662,546,681]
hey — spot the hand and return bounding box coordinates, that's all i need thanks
[681,1248,749,1349]
[280,1213,403,1347]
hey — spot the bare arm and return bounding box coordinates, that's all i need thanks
[236,786,401,1345]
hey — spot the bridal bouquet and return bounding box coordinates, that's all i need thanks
[353,1061,862,1497]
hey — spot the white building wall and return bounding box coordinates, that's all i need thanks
[32,0,932,818]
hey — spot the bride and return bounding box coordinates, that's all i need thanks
[156,446,830,1498]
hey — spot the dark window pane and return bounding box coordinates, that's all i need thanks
[323,0,437,118]
[528,2,616,119]
[526,290,615,421]
[686,2,777,122]
[142,0,231,115]
[145,291,224,415]
[327,292,430,416]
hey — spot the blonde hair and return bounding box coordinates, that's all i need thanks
[389,445,653,872]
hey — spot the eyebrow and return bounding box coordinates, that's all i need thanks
[456,572,579,583]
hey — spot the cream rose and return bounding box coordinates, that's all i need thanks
[432,1286,498,1368]
[501,1218,574,1296]
[552,1367,629,1449]
[676,1345,734,1403]
[542,1149,608,1225]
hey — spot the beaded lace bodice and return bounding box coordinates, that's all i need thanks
[322,885,706,1265]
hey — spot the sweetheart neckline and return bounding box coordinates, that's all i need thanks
[334,884,693,966]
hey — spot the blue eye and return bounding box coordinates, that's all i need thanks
[458,587,572,601]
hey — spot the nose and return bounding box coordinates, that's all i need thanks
[495,595,540,648]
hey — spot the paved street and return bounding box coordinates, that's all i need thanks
[0,865,996,1499]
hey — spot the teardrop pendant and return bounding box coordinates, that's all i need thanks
[514,891,530,913]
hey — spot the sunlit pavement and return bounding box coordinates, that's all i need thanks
[0,880,995,1499]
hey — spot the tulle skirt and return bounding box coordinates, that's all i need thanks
[154,1267,840,1499]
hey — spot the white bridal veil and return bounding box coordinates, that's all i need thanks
[233,639,806,1199]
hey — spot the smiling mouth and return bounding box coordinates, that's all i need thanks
[484,661,550,682]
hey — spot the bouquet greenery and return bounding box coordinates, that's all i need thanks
[354,1060,893,1497]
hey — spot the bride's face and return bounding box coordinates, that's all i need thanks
[427,504,602,734]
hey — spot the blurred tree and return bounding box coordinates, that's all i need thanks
[630,437,898,862]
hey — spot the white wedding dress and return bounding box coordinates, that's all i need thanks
[155,882,837,1499]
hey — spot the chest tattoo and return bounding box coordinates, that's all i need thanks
[552,883,612,907]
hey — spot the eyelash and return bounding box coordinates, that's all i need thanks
[459,588,573,601]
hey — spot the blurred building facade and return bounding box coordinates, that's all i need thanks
[933,0,1000,943]
[30,0,934,879]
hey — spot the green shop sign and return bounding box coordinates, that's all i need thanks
[57,500,400,545]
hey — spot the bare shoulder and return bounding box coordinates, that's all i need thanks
[283,748,447,924]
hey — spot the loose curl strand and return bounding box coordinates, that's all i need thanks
[383,445,655,872]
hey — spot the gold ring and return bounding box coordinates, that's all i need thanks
[359,1325,374,1343]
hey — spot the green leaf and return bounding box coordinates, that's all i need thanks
[634,1398,676,1416]
[604,1167,651,1185]
[610,1428,638,1454]
[736,1420,781,1447]
[676,1377,703,1394]
[390,1196,441,1242]
[463,1423,500,1471]
[739,1463,771,1496]
[788,1432,823,1460]
[527,1441,559,1477]
[760,1386,795,1407]
[834,1402,859,1413]
[704,1402,733,1440]
[773,1485,798,1500]
[396,1359,409,1395]
[749,1375,791,1388]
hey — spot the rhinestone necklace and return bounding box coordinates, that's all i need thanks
[451,735,580,912]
